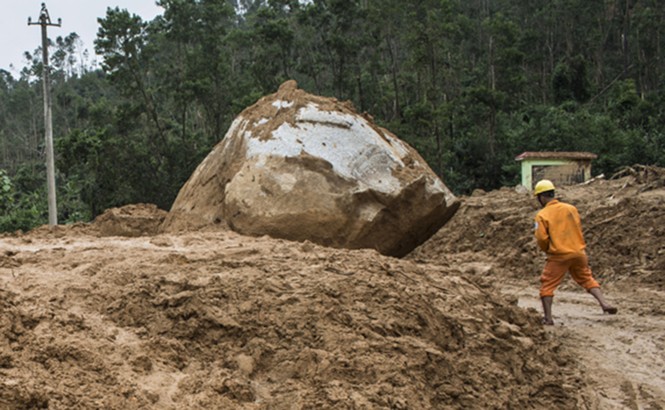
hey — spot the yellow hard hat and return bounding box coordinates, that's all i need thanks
[534,179,555,196]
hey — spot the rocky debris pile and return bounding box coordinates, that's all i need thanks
[611,164,665,192]
[411,171,665,289]
[0,231,584,409]
[162,80,459,257]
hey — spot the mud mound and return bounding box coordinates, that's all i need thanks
[0,204,167,241]
[0,285,156,409]
[411,173,665,289]
[409,186,540,278]
[0,231,584,408]
[94,203,167,237]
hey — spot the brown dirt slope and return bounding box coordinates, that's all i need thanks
[410,168,665,290]
[1,230,582,408]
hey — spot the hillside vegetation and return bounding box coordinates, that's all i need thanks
[2,0,665,232]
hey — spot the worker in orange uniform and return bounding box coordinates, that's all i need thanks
[533,179,617,325]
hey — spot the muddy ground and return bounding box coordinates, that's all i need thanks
[1,167,663,409]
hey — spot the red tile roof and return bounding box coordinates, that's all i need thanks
[514,151,597,161]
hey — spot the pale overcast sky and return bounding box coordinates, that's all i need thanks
[1,1,164,74]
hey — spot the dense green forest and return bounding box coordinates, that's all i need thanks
[1,0,664,231]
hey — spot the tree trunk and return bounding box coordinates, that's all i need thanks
[387,36,401,120]
[489,35,496,91]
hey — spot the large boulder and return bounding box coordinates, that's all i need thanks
[161,80,459,256]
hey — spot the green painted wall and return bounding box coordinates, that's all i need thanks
[520,159,567,190]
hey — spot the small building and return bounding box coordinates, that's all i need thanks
[515,151,597,191]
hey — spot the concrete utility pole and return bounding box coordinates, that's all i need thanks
[28,3,61,226]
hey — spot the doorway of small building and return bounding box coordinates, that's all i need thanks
[532,163,586,189]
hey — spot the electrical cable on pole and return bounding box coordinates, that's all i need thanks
[28,3,61,226]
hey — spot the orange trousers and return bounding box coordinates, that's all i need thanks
[540,252,600,297]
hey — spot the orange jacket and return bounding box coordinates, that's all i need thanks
[534,199,586,255]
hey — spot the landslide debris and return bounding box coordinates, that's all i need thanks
[1,228,583,409]
[5,166,660,408]
[410,170,665,290]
